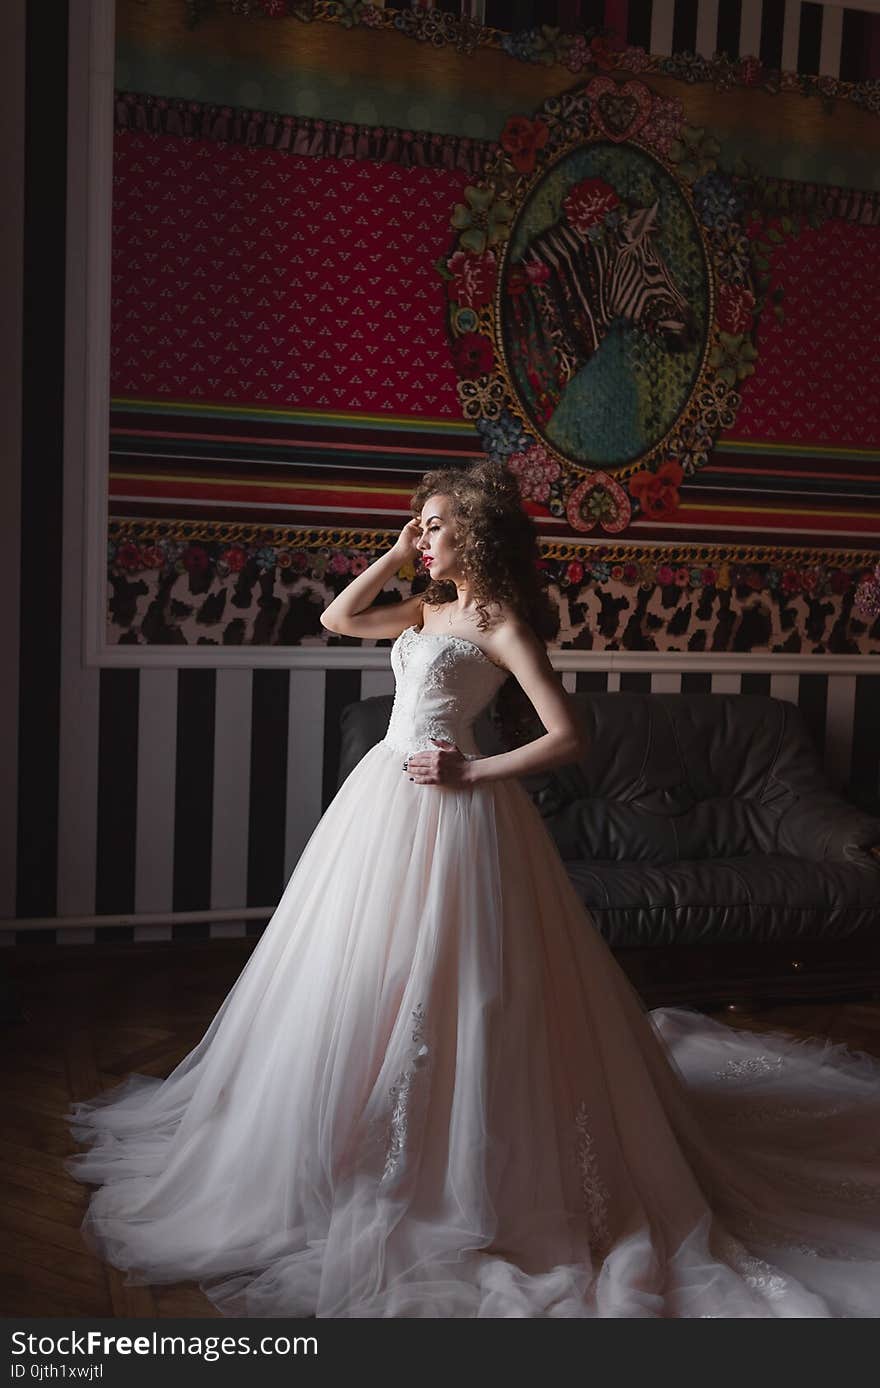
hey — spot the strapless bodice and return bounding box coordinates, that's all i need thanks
[380,624,509,759]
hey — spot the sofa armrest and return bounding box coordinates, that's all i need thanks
[777,794,880,867]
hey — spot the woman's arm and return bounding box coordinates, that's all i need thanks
[320,522,424,640]
[465,623,588,785]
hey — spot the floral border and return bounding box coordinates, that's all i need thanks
[857,563,880,620]
[107,518,880,650]
[183,2,880,120]
[109,517,880,571]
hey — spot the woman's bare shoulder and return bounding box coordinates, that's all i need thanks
[483,604,536,640]
[473,606,543,669]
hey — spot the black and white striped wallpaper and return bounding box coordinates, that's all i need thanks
[4,0,880,948]
[474,0,880,84]
[4,661,879,947]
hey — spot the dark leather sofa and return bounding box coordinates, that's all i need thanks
[337,690,880,1008]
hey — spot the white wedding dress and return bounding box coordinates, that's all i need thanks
[65,624,880,1317]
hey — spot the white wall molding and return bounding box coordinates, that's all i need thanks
[59,0,103,924]
[0,0,25,918]
[87,644,880,674]
[8,907,274,934]
[80,0,115,671]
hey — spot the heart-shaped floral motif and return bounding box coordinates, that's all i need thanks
[586,78,653,143]
[566,472,632,534]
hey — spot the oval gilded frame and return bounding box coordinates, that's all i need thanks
[443,79,755,531]
[492,137,715,481]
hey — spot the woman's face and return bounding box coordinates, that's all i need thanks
[416,494,460,581]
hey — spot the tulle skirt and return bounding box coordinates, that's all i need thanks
[65,739,880,1317]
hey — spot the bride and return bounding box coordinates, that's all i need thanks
[66,460,880,1318]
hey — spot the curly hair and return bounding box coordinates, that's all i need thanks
[409,460,560,751]
[409,459,560,645]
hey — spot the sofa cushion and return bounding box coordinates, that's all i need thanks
[518,693,835,861]
[566,853,880,948]
[337,688,880,953]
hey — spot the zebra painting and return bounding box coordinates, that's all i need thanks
[504,200,698,429]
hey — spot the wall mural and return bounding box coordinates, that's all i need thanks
[104,4,880,654]
[442,80,729,535]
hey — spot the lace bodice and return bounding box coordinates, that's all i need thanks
[381,624,509,759]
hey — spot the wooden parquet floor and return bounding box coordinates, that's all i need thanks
[2,939,880,1319]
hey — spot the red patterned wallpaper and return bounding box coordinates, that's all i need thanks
[111,135,465,418]
[735,219,880,448]
[111,131,880,452]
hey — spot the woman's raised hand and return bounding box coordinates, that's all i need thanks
[392,517,423,562]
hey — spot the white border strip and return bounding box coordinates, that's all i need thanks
[88,645,880,673]
[782,0,803,73]
[695,0,720,59]
[739,0,763,58]
[82,0,115,671]
[819,3,844,77]
[211,669,253,923]
[8,907,275,934]
[59,0,102,925]
[134,669,177,916]
[0,0,25,919]
[650,0,675,57]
